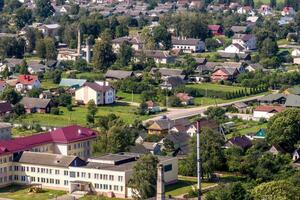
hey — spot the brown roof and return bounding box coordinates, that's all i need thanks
[20,97,51,109]
[254,105,285,113]
[176,93,193,102]
[105,70,133,80]
[82,82,114,92]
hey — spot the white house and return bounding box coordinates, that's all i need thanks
[237,6,255,15]
[223,43,246,54]
[57,48,82,61]
[232,34,256,50]
[253,105,284,120]
[15,75,41,92]
[75,81,116,105]
[172,37,205,53]
[282,7,296,16]
[292,49,300,57]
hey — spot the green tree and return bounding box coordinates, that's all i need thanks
[36,39,46,59]
[204,107,226,122]
[141,27,156,50]
[0,87,22,104]
[25,28,37,53]
[0,0,4,11]
[57,93,72,106]
[19,60,29,75]
[15,8,33,29]
[27,88,42,98]
[13,103,26,116]
[206,182,251,200]
[116,41,132,66]
[260,38,278,58]
[270,0,276,7]
[168,96,182,107]
[267,109,300,152]
[86,100,97,124]
[35,0,55,19]
[129,154,159,200]
[44,37,57,60]
[93,31,115,70]
[153,25,172,50]
[251,180,300,200]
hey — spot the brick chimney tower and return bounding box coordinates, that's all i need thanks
[77,29,81,55]
[157,164,165,200]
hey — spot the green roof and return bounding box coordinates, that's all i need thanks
[255,128,266,137]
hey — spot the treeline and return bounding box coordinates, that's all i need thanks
[176,86,267,100]
[237,70,300,89]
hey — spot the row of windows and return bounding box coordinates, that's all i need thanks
[0,156,13,164]
[66,170,123,182]
[15,166,57,175]
[68,141,90,151]
[94,183,123,192]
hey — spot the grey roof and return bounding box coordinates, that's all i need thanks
[20,97,51,109]
[165,132,191,145]
[82,82,113,92]
[129,144,150,154]
[164,76,184,87]
[18,152,80,167]
[172,37,202,46]
[259,94,286,102]
[232,34,255,42]
[231,26,248,33]
[214,67,238,76]
[135,50,173,59]
[232,43,246,51]
[27,61,48,73]
[149,118,190,130]
[194,58,207,65]
[4,58,23,66]
[105,70,133,80]
[285,94,300,107]
[218,52,251,60]
[151,68,183,76]
[233,102,248,108]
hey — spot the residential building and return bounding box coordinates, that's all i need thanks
[105,70,134,80]
[37,24,61,37]
[223,43,246,54]
[175,93,194,105]
[160,76,184,90]
[237,6,255,15]
[171,37,205,53]
[208,25,223,36]
[159,132,191,156]
[27,61,49,74]
[112,36,143,52]
[75,82,116,105]
[15,75,41,92]
[150,68,184,80]
[253,105,285,119]
[211,67,239,82]
[231,26,249,34]
[232,102,248,113]
[282,6,295,16]
[269,144,286,155]
[225,135,252,150]
[147,118,190,135]
[0,102,13,117]
[0,58,23,73]
[232,34,256,50]
[134,50,175,64]
[258,5,272,16]
[20,97,53,114]
[145,100,161,113]
[57,48,81,61]
[0,123,12,141]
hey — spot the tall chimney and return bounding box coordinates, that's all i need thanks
[86,38,91,63]
[77,29,81,55]
[156,164,165,200]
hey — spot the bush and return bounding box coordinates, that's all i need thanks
[50,107,60,115]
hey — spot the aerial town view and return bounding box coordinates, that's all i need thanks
[0,0,300,199]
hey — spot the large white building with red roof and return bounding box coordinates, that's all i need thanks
[0,125,178,198]
[15,75,41,92]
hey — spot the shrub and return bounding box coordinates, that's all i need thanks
[50,107,60,115]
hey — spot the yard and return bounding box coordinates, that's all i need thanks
[16,102,150,127]
[80,196,123,200]
[225,119,268,139]
[117,91,142,103]
[165,176,215,197]
[186,83,247,93]
[0,184,66,200]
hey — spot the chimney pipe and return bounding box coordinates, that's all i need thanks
[86,38,91,63]
[77,29,81,55]
[156,164,165,200]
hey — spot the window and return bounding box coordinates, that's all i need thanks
[21,176,25,182]
[64,171,68,176]
[14,166,18,171]
[81,172,86,178]
[31,177,35,182]
[118,176,123,182]
[64,180,69,186]
[109,175,114,181]
[69,171,76,178]
[50,179,54,184]
[41,178,45,183]
[55,179,60,185]
[120,186,123,191]
[114,185,119,191]
[88,173,91,179]
[109,185,112,190]
[55,170,60,175]
[68,145,71,150]
[31,167,35,172]
[164,164,172,172]
[94,183,99,189]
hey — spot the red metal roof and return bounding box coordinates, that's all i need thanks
[17,75,38,85]
[254,105,285,113]
[0,125,97,155]
[208,25,221,31]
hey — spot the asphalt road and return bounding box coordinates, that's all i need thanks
[144,94,265,123]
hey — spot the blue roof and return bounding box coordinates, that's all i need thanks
[59,78,87,88]
[255,129,266,137]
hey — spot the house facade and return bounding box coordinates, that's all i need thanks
[232,34,256,50]
[253,105,285,120]
[211,67,239,82]
[15,75,41,92]
[172,37,205,53]
[75,82,116,105]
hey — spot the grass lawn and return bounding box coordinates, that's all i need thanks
[41,79,59,90]
[165,176,215,197]
[12,127,39,137]
[76,72,105,80]
[17,103,150,126]
[225,119,267,139]
[186,83,247,93]
[117,91,142,103]
[0,184,66,200]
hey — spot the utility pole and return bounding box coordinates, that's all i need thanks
[196,119,202,200]
[131,90,133,103]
